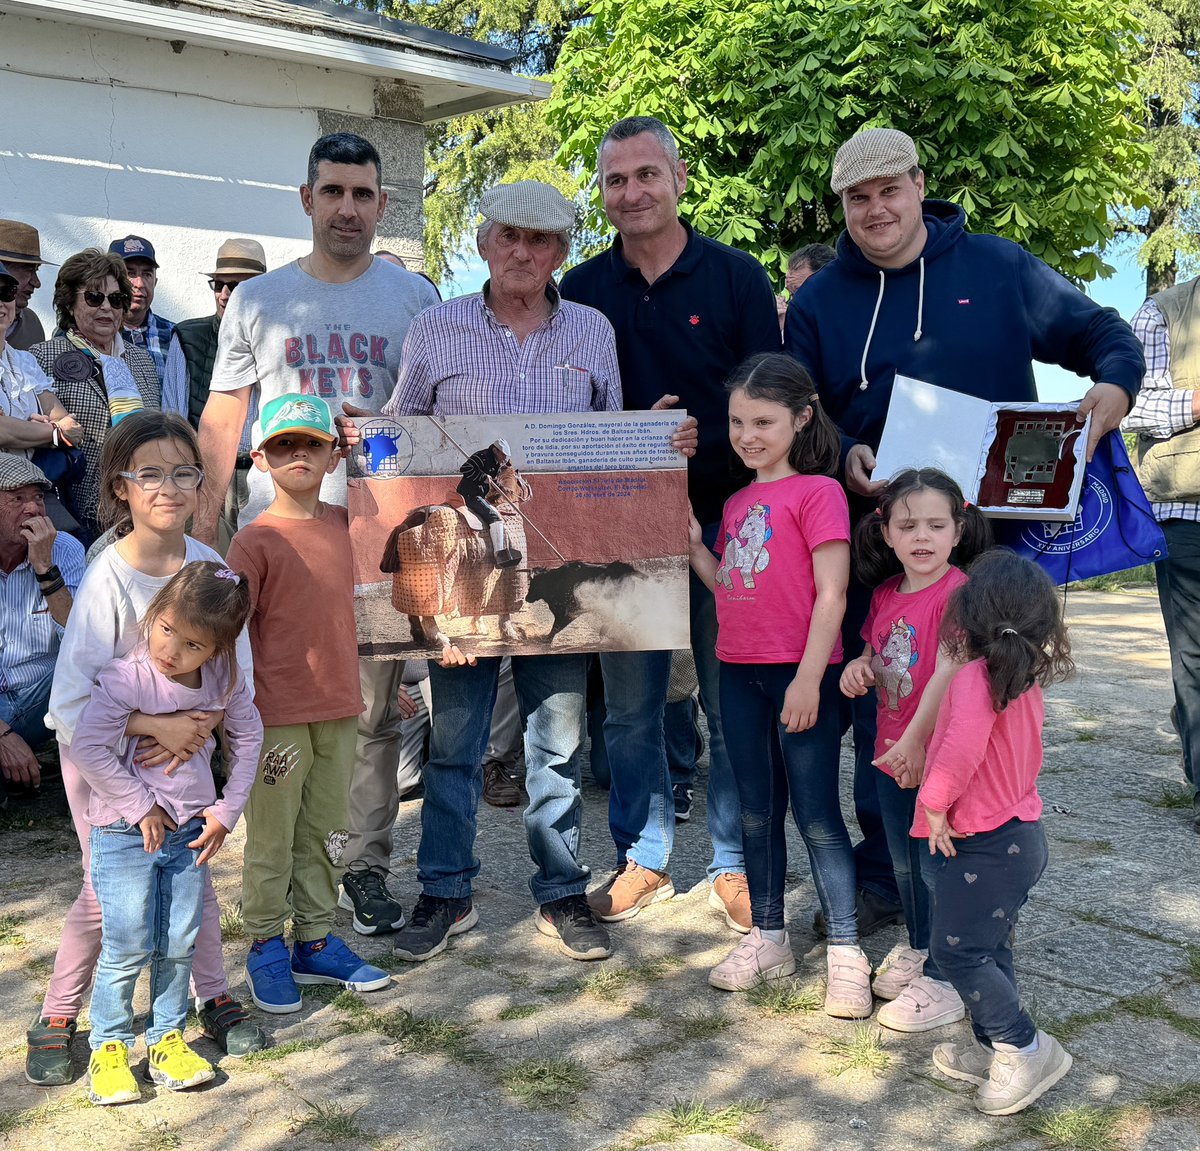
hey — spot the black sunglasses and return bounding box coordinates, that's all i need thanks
[0,282,16,304]
[80,290,129,309]
[208,278,241,294]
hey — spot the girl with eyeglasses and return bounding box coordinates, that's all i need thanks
[29,249,165,541]
[27,412,267,1091]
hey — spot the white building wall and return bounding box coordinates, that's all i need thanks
[0,11,411,328]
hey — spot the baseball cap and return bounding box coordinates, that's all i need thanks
[108,235,159,267]
[831,128,920,194]
[478,181,575,233]
[255,394,336,449]
[0,453,51,492]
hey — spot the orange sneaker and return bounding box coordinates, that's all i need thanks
[708,872,752,934]
[587,862,675,922]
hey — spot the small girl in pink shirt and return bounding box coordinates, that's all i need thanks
[73,562,262,1106]
[915,549,1074,1116]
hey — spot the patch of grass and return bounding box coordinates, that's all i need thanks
[650,1098,766,1139]
[335,993,485,1062]
[460,952,493,969]
[0,1110,22,1137]
[301,983,346,1005]
[747,978,823,1016]
[294,1100,368,1144]
[1073,565,1155,591]
[218,902,245,940]
[1052,1005,1118,1044]
[822,1025,890,1077]
[1122,991,1200,1041]
[497,1004,539,1021]
[240,1037,325,1065]
[502,1056,586,1109]
[629,1003,660,1021]
[1184,944,1200,983]
[0,914,26,947]
[1152,781,1195,810]
[1021,1106,1119,1151]
[575,956,683,1000]
[670,1009,729,1042]
[130,1121,184,1151]
[1075,731,1098,743]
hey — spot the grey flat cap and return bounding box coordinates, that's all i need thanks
[0,453,51,491]
[479,181,576,233]
[831,128,920,194]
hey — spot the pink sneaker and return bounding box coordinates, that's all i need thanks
[708,928,796,991]
[825,944,873,1018]
[877,975,965,1033]
[872,944,927,1001]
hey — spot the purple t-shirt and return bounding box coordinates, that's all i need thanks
[714,472,849,664]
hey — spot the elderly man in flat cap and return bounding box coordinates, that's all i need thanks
[343,180,641,964]
[782,127,1145,1038]
[0,220,51,351]
[0,454,84,793]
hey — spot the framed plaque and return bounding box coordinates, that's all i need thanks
[872,377,1091,521]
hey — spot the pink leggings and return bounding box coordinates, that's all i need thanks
[41,744,231,1017]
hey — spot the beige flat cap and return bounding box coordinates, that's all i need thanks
[831,128,920,194]
[479,181,576,233]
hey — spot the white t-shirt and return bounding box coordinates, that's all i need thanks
[47,536,252,745]
[209,258,439,523]
[0,345,55,457]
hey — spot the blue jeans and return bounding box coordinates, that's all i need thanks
[0,664,54,748]
[598,649,672,870]
[923,818,1047,1048]
[666,694,702,792]
[874,768,941,978]
[88,817,206,1049]
[719,662,857,941]
[690,562,745,878]
[423,654,589,905]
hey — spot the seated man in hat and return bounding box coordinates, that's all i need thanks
[0,219,50,351]
[109,235,187,418]
[170,238,268,549]
[0,454,84,790]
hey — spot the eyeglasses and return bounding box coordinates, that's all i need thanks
[208,278,242,294]
[118,466,204,491]
[80,290,130,309]
[0,283,16,304]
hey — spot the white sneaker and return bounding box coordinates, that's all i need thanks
[932,1037,993,1086]
[877,975,965,1033]
[975,1031,1073,1115]
[825,944,873,1018]
[708,928,796,991]
[872,944,927,1000]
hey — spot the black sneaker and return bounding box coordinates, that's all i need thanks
[392,894,478,962]
[26,1014,77,1085]
[197,993,267,1057]
[535,894,612,961]
[672,783,694,822]
[338,862,406,935]
[813,888,905,939]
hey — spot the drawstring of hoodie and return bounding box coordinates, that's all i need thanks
[858,257,926,392]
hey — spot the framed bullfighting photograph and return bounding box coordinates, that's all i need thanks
[347,411,692,659]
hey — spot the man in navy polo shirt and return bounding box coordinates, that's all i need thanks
[560,116,779,930]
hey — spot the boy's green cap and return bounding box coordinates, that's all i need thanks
[255,393,336,449]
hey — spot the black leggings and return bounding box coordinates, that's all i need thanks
[922,817,1047,1048]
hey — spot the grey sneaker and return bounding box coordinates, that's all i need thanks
[932,1038,994,1086]
[975,1031,1073,1115]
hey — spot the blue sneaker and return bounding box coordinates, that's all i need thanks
[291,934,391,992]
[245,936,302,1014]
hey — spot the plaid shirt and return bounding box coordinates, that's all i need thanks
[1125,298,1200,523]
[384,283,622,418]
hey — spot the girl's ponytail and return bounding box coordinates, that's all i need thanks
[853,507,902,586]
[953,502,993,568]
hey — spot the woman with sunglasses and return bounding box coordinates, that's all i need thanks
[30,249,163,542]
[0,260,83,461]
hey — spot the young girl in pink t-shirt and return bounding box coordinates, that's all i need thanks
[916,549,1074,1116]
[688,353,868,1018]
[839,469,991,1033]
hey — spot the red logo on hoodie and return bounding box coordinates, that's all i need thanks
[689,315,700,325]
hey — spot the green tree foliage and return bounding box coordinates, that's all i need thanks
[1122,1,1200,294]
[550,0,1148,282]
[340,1,579,283]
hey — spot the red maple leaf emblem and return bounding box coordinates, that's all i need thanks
[689,314,700,325]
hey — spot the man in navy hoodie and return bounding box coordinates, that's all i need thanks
[785,126,1144,1031]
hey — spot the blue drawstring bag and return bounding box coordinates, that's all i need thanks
[990,431,1166,585]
